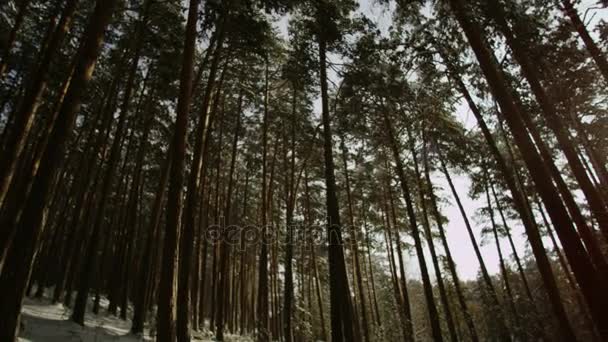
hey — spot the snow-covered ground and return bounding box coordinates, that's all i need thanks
[18,295,252,341]
[18,297,152,342]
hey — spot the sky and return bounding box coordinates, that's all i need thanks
[273,0,607,280]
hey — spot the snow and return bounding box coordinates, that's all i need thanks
[18,295,253,341]
[18,297,152,342]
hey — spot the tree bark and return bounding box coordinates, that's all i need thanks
[0,0,79,209]
[156,0,200,340]
[318,31,355,342]
[0,0,118,338]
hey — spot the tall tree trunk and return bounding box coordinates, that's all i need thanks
[0,0,118,338]
[488,0,608,241]
[383,187,414,342]
[422,138,479,342]
[407,126,458,342]
[257,57,271,342]
[304,169,328,341]
[216,92,242,341]
[484,177,522,336]
[71,15,149,323]
[447,7,608,331]
[489,182,539,315]
[156,0,200,340]
[131,154,171,333]
[437,152,510,341]
[282,88,297,342]
[381,110,445,342]
[177,11,226,341]
[339,135,370,342]
[0,0,79,209]
[435,43,577,340]
[318,29,355,342]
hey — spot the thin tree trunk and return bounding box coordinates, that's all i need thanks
[422,135,479,342]
[282,88,297,342]
[382,189,413,342]
[408,126,458,342]
[560,0,608,83]
[216,91,243,341]
[381,110,445,342]
[257,57,271,342]
[484,177,522,336]
[437,153,510,341]
[177,12,226,342]
[339,135,370,342]
[434,8,580,341]
[488,0,608,243]
[71,20,148,323]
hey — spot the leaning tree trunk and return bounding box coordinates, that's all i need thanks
[0,0,78,210]
[380,110,444,342]
[422,137,479,342]
[448,2,608,337]
[435,29,579,340]
[488,0,608,241]
[437,152,510,341]
[408,126,458,342]
[560,0,608,84]
[0,0,118,339]
[71,11,149,323]
[383,185,415,342]
[339,135,370,342]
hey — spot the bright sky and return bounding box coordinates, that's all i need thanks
[274,0,607,280]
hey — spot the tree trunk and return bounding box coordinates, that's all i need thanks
[318,31,355,342]
[282,88,297,342]
[257,57,271,342]
[437,152,510,341]
[407,126,458,342]
[435,42,577,340]
[560,0,608,83]
[381,110,445,342]
[0,0,118,338]
[382,188,414,342]
[339,135,370,342]
[484,177,522,336]
[216,91,242,341]
[422,137,479,342]
[156,0,200,340]
[488,0,608,242]
[0,0,79,209]
[71,16,148,323]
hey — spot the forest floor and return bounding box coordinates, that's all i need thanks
[18,294,252,341]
